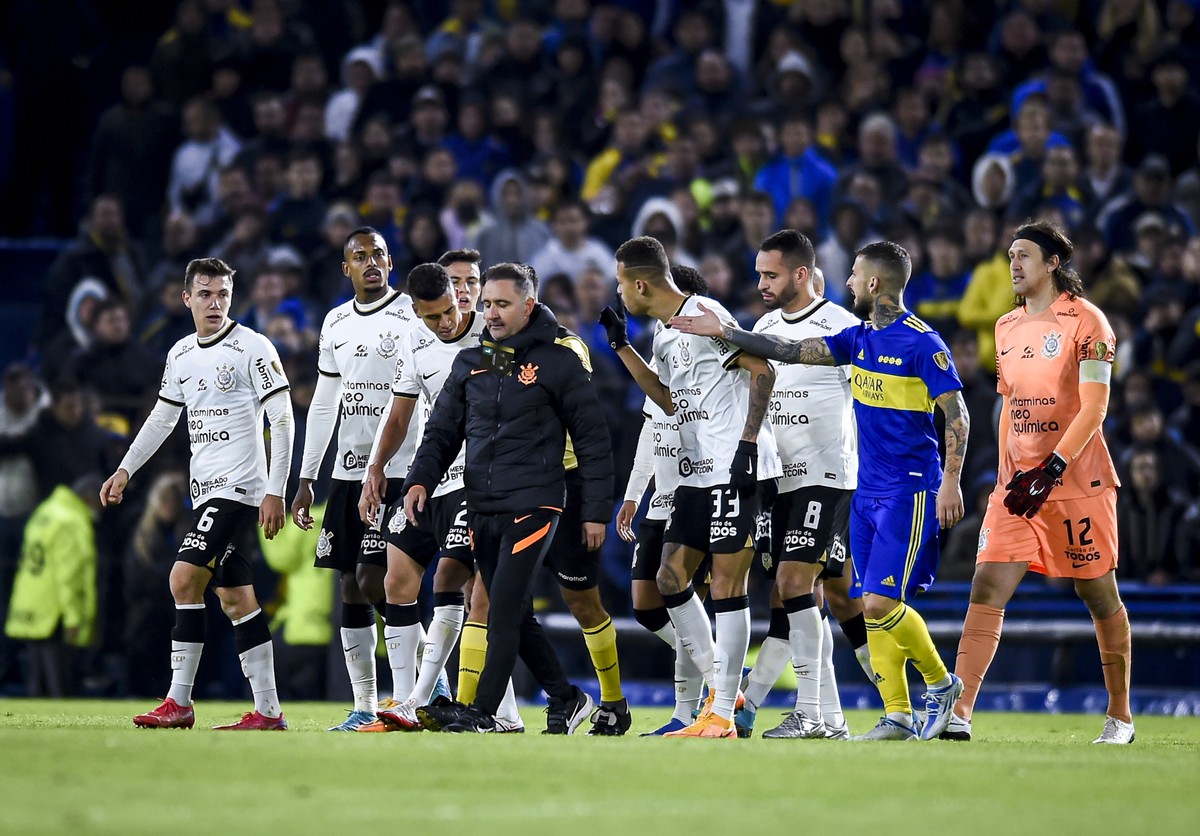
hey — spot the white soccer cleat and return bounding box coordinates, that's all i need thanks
[823,717,850,739]
[1092,715,1135,744]
[851,716,918,741]
[939,712,971,741]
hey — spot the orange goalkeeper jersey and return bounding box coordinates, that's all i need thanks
[994,293,1120,500]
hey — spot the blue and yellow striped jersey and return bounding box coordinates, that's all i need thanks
[824,313,962,497]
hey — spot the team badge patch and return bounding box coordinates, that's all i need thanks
[518,363,539,385]
[1093,341,1111,361]
[679,339,693,368]
[271,359,283,375]
[977,527,990,555]
[316,529,333,559]
[933,351,950,371]
[387,508,406,534]
[215,363,236,392]
[376,332,398,359]
[1041,331,1063,360]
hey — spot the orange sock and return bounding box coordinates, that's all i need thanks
[1094,605,1132,723]
[953,603,1004,722]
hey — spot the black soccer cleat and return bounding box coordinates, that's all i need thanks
[586,698,632,736]
[416,696,469,732]
[543,685,594,735]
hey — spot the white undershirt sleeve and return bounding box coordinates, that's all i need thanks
[118,399,182,478]
[623,415,655,505]
[300,373,340,481]
[263,392,295,497]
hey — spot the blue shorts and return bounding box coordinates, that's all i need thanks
[848,490,939,600]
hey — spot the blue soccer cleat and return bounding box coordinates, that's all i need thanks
[327,709,377,732]
[919,674,965,741]
[642,717,689,736]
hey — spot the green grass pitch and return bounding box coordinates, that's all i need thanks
[2,700,1197,835]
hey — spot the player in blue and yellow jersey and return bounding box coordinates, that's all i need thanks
[671,240,971,741]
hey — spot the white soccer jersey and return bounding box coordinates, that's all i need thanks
[316,289,419,479]
[158,321,290,507]
[642,389,681,521]
[653,296,781,489]
[753,298,859,492]
[393,311,486,497]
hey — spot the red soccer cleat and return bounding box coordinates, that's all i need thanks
[212,711,288,731]
[133,698,195,729]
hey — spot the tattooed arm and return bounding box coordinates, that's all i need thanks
[934,388,969,529]
[668,301,836,365]
[736,353,775,442]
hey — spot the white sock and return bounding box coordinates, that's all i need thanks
[855,644,875,682]
[166,641,203,706]
[819,616,844,727]
[497,679,521,725]
[888,710,915,728]
[384,613,422,703]
[340,625,378,712]
[670,626,703,723]
[238,640,281,718]
[712,606,750,720]
[744,635,790,711]
[411,604,463,705]
[666,592,715,688]
[787,605,823,716]
[653,622,676,647]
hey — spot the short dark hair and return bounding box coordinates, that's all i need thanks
[615,236,669,281]
[760,229,816,271]
[855,241,912,289]
[184,257,236,292]
[438,248,481,267]
[344,225,383,251]
[407,263,452,302]
[484,262,537,297]
[670,263,709,296]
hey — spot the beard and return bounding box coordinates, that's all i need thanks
[851,293,873,320]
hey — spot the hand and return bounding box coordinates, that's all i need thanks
[291,479,315,530]
[1003,453,1067,519]
[100,469,129,507]
[403,485,428,526]
[936,477,964,529]
[615,500,637,543]
[359,465,386,525]
[668,301,723,337]
[599,305,629,351]
[582,521,606,551]
[260,494,286,540]
[729,440,758,493]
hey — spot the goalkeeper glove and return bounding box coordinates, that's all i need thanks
[729,440,758,494]
[598,305,629,351]
[1003,452,1067,519]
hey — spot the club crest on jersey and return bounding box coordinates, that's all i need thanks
[679,339,693,368]
[1041,331,1063,360]
[518,363,539,385]
[933,351,950,371]
[977,527,990,554]
[316,529,334,559]
[388,509,406,534]
[214,363,236,392]
[376,332,399,359]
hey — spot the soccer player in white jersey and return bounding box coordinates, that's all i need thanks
[439,248,483,312]
[102,257,294,730]
[290,226,423,731]
[615,264,712,735]
[354,263,509,732]
[603,236,780,738]
[728,230,862,739]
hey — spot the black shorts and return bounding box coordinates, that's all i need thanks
[315,478,402,572]
[544,469,600,590]
[632,517,713,585]
[176,498,257,588]
[755,478,779,555]
[767,486,852,579]
[665,484,759,555]
[382,488,473,570]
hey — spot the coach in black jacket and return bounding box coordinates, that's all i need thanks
[403,262,614,732]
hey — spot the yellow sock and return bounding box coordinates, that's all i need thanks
[581,617,623,704]
[866,619,911,714]
[457,621,487,705]
[878,602,948,686]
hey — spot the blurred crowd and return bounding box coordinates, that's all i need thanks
[2,0,1200,698]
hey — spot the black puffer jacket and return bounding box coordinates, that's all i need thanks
[404,304,614,520]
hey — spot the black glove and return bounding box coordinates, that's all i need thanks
[599,305,629,351]
[1002,452,1067,519]
[729,440,758,493]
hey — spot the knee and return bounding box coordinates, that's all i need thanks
[216,588,256,621]
[1075,577,1123,619]
[168,563,204,604]
[862,595,896,621]
[355,564,384,602]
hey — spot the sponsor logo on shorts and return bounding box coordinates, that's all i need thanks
[1068,549,1102,570]
[881,575,896,587]
[784,531,816,552]
[181,532,207,552]
[711,520,740,540]
[316,529,334,559]
[444,526,469,551]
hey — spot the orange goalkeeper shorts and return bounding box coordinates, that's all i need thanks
[975,486,1117,579]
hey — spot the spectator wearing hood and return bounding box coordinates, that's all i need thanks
[630,197,698,268]
[472,168,551,267]
[325,46,384,143]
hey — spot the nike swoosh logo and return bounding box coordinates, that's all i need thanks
[1000,347,1014,355]
[745,463,753,474]
[422,371,438,379]
[334,341,348,350]
[514,514,532,524]
[784,546,804,553]
[179,377,191,384]
[470,369,488,375]
[342,645,359,652]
